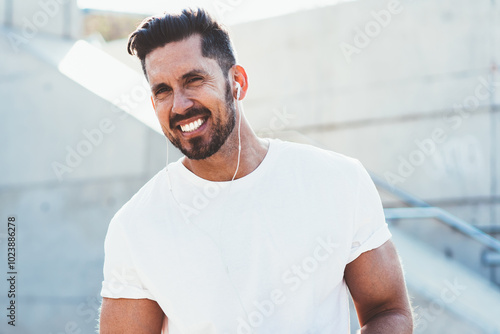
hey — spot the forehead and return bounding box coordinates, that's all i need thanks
[145,34,221,82]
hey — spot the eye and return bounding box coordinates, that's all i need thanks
[187,77,203,84]
[155,87,171,96]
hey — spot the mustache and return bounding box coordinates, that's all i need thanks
[170,107,211,128]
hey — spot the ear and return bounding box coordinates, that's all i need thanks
[231,65,248,100]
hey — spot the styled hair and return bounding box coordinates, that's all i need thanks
[127,8,236,79]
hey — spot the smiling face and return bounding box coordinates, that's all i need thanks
[145,34,236,160]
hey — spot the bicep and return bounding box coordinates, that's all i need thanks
[99,297,165,334]
[344,240,411,326]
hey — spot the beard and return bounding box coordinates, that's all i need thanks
[167,80,236,160]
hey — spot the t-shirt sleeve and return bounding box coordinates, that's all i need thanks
[347,160,392,263]
[101,214,155,300]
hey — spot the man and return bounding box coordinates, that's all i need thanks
[99,8,413,334]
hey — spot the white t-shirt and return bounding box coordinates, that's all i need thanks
[101,139,391,334]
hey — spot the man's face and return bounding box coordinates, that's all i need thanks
[145,34,236,160]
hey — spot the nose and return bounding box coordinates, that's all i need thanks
[171,90,194,115]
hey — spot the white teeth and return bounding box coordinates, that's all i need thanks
[180,119,204,133]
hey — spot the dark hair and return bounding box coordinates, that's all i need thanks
[127,8,236,79]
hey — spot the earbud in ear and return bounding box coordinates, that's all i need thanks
[236,83,241,100]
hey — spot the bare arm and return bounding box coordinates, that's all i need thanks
[344,240,413,334]
[99,297,165,334]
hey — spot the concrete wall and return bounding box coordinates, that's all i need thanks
[230,0,500,232]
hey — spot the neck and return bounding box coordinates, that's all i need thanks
[181,119,269,182]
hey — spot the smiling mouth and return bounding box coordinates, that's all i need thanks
[179,118,206,133]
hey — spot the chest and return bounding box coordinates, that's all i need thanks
[128,187,354,333]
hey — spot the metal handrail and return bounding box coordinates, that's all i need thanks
[384,207,500,254]
[369,173,500,260]
[370,173,431,208]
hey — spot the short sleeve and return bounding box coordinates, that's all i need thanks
[101,214,155,300]
[347,160,392,263]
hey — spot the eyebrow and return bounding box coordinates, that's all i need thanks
[151,69,210,94]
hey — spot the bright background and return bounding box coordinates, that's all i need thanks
[1,0,500,333]
[77,0,352,23]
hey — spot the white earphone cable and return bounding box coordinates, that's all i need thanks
[231,93,243,182]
